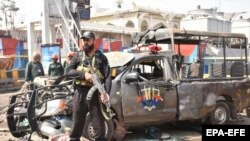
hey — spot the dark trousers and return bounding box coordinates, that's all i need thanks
[69,85,106,141]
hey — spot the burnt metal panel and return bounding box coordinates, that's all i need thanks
[177,79,250,120]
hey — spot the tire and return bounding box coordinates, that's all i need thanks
[7,96,27,138]
[208,101,230,125]
[83,114,114,141]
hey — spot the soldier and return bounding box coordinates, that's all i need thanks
[66,31,111,141]
[48,54,64,76]
[25,52,45,82]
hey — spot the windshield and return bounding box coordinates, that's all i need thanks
[130,57,173,81]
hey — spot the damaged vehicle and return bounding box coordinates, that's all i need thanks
[6,77,74,139]
[6,76,114,141]
[107,27,250,139]
[6,26,250,141]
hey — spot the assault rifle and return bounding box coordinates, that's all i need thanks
[85,60,115,120]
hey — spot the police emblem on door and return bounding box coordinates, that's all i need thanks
[137,85,163,111]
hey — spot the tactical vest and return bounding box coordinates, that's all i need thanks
[75,52,104,86]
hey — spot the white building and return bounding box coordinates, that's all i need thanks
[84,6,183,46]
[231,12,250,45]
[1,0,184,60]
[88,7,182,32]
[180,6,231,32]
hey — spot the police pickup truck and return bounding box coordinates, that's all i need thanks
[95,27,250,141]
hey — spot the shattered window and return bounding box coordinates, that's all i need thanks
[131,58,167,81]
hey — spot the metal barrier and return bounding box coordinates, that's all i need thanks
[0,69,25,93]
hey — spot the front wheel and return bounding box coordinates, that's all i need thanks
[82,114,114,141]
[208,101,230,125]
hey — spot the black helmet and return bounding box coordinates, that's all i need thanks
[81,31,95,39]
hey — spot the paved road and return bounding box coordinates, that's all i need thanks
[0,91,249,141]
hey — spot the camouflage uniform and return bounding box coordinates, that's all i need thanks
[48,62,64,76]
[66,50,111,141]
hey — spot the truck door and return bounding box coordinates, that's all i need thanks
[120,56,178,124]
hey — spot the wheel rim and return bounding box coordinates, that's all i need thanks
[214,106,227,124]
[88,122,108,140]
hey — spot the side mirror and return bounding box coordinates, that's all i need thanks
[125,72,139,83]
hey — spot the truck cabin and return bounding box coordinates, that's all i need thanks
[105,45,173,81]
[132,28,248,81]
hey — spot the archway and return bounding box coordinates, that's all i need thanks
[141,20,148,31]
[125,20,135,28]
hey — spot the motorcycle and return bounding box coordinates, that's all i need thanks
[6,75,115,141]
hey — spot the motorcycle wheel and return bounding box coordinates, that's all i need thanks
[83,114,114,141]
[7,96,28,138]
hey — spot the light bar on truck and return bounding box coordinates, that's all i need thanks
[133,44,162,54]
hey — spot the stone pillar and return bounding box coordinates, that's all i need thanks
[27,22,35,61]
[50,24,56,43]
[41,0,50,44]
